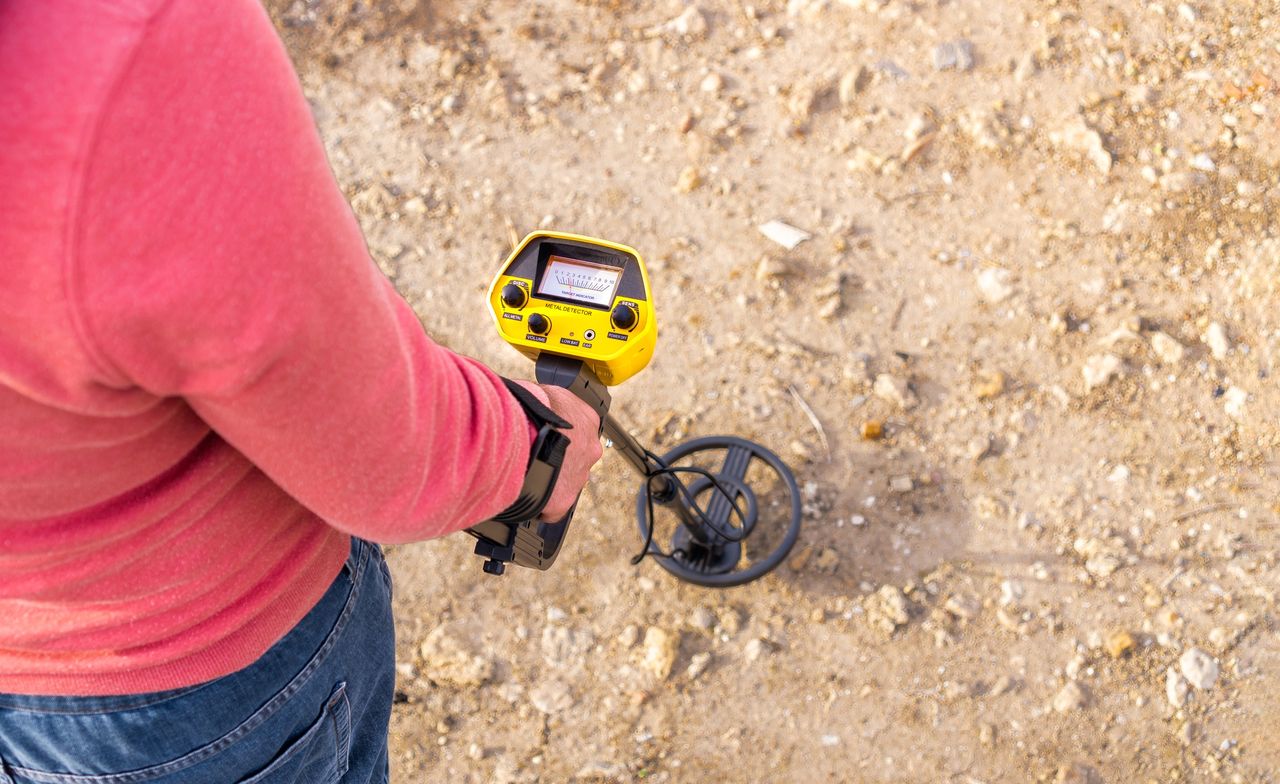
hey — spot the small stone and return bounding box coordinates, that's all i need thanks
[974,370,1006,399]
[849,514,867,527]
[861,420,884,440]
[700,72,724,93]
[617,624,640,648]
[867,585,912,634]
[967,435,994,461]
[976,267,1014,303]
[999,580,1025,606]
[418,626,495,688]
[688,607,716,631]
[979,722,996,746]
[1204,322,1230,359]
[873,374,918,410]
[889,475,914,493]
[1179,647,1219,690]
[933,39,975,72]
[1050,116,1112,174]
[989,675,1017,696]
[743,637,771,662]
[664,5,708,38]
[1190,152,1216,172]
[838,65,869,105]
[718,607,743,636]
[757,219,812,250]
[1107,464,1131,483]
[788,544,813,571]
[1082,354,1123,392]
[1104,629,1136,658]
[674,165,701,193]
[755,255,794,283]
[944,594,980,620]
[1223,386,1248,420]
[685,652,713,680]
[1166,667,1189,707]
[813,547,840,573]
[1052,681,1088,713]
[530,679,575,714]
[638,628,680,680]
[1150,332,1186,364]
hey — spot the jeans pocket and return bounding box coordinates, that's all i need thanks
[236,681,351,784]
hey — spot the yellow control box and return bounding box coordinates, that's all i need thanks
[488,231,657,386]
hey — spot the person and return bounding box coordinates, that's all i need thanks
[0,0,604,781]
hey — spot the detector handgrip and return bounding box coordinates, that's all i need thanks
[465,356,610,575]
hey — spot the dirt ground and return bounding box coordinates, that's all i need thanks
[265,1,1280,781]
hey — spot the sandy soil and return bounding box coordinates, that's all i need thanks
[265,1,1280,780]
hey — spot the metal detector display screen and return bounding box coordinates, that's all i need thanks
[538,256,621,307]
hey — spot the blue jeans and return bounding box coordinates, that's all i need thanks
[0,537,395,784]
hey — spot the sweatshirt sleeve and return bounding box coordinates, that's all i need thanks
[70,0,533,544]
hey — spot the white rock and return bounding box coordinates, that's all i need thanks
[664,5,708,38]
[1166,667,1189,707]
[1082,354,1123,391]
[1203,322,1230,359]
[1190,152,1216,172]
[1052,681,1088,713]
[1180,647,1219,690]
[743,637,771,661]
[757,219,812,250]
[873,374,918,410]
[638,627,680,680]
[999,579,1025,606]
[1150,332,1186,364]
[699,72,724,93]
[976,267,1014,303]
[685,652,713,680]
[1107,464,1131,483]
[1223,386,1248,420]
[688,607,716,630]
[1050,116,1112,174]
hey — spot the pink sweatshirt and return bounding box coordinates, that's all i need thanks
[0,0,534,695]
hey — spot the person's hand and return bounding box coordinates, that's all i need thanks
[512,381,604,521]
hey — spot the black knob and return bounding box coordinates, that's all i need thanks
[527,313,551,335]
[610,304,638,331]
[482,559,506,576]
[500,283,527,309]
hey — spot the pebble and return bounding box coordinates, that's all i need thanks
[1204,322,1230,360]
[1049,116,1112,174]
[688,607,716,631]
[873,374,918,410]
[1179,647,1219,690]
[933,40,975,72]
[1052,681,1088,713]
[1055,763,1101,784]
[574,761,629,781]
[700,72,724,93]
[418,626,495,687]
[1166,667,1189,707]
[889,475,914,493]
[999,580,1025,606]
[686,652,713,680]
[1082,354,1123,392]
[639,627,680,680]
[755,255,794,284]
[813,547,841,572]
[617,625,640,648]
[1150,332,1186,364]
[861,420,884,440]
[1104,629,1136,659]
[943,594,980,620]
[664,5,708,38]
[838,65,869,105]
[675,165,702,193]
[1223,386,1248,420]
[976,267,1014,304]
[743,637,771,662]
[757,219,812,250]
[867,585,912,634]
[973,370,1006,399]
[979,722,996,746]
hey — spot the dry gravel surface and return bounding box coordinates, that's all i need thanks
[266,1,1280,781]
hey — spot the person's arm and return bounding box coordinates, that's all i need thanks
[71,0,582,543]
